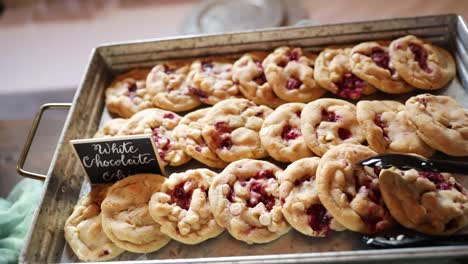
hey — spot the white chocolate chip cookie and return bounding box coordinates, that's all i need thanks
[64,185,124,261]
[149,169,223,244]
[209,159,290,244]
[280,158,345,237]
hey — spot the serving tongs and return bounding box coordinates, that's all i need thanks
[358,153,468,174]
[361,234,468,248]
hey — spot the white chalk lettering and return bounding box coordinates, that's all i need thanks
[91,141,139,155]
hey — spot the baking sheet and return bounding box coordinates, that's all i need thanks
[20,14,468,263]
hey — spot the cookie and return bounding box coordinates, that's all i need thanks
[350,41,413,94]
[280,158,345,237]
[64,185,124,261]
[263,47,326,102]
[202,98,273,162]
[389,35,456,90]
[314,47,376,99]
[317,144,394,234]
[405,94,468,156]
[105,69,153,118]
[232,52,286,108]
[101,174,170,253]
[94,118,128,138]
[209,159,290,244]
[356,100,434,157]
[146,60,202,112]
[259,103,314,162]
[301,98,365,156]
[380,168,468,235]
[149,169,223,244]
[187,57,240,105]
[173,108,228,168]
[117,108,191,166]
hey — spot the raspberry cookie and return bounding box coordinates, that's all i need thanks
[263,47,326,102]
[105,69,153,118]
[187,57,240,105]
[314,47,376,99]
[380,168,468,235]
[146,60,201,112]
[209,159,290,244]
[280,158,345,237]
[173,108,228,168]
[301,99,365,156]
[356,100,434,157]
[149,169,223,244]
[405,94,468,156]
[259,103,313,162]
[232,52,286,108]
[350,41,413,94]
[118,108,191,166]
[202,99,273,162]
[389,35,456,90]
[101,174,170,253]
[64,185,124,261]
[317,144,394,234]
[94,118,127,138]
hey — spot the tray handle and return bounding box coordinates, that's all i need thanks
[17,103,72,181]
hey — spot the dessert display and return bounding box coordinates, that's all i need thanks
[356,100,434,157]
[100,174,171,253]
[379,168,468,235]
[65,34,467,262]
[301,98,365,156]
[149,168,223,244]
[208,159,290,244]
[280,157,345,237]
[259,103,313,162]
[389,35,456,90]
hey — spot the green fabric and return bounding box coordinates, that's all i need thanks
[0,179,42,264]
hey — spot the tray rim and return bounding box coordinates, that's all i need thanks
[19,13,468,264]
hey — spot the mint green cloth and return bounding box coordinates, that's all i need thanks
[0,179,42,264]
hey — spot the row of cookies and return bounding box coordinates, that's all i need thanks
[64,146,468,262]
[105,35,456,118]
[63,170,217,262]
[263,93,468,160]
[96,93,467,172]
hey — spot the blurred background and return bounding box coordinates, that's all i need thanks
[1,0,468,196]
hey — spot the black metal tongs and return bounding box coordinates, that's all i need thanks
[357,153,468,248]
[361,234,468,248]
[358,153,468,174]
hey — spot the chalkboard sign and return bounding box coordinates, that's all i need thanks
[70,134,165,184]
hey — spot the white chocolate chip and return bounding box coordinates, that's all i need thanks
[259,213,272,226]
[229,203,243,216]
[325,131,335,141]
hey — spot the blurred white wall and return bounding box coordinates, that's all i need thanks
[1,0,467,95]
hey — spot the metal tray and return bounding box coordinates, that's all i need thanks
[17,14,468,263]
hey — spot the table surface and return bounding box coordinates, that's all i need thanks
[1,0,468,197]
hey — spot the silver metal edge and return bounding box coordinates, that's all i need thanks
[18,47,104,263]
